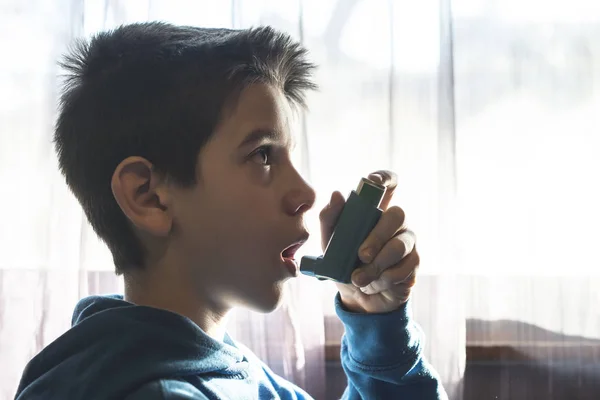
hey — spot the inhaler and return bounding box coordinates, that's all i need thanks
[300,178,386,284]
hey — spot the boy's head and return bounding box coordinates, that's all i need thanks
[55,22,317,312]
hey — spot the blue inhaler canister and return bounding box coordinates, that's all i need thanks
[299,178,386,284]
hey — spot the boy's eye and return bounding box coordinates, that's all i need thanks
[252,146,272,165]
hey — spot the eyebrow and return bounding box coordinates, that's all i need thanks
[238,128,296,150]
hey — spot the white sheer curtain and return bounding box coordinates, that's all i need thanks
[453,1,600,398]
[4,0,599,399]
[0,1,464,398]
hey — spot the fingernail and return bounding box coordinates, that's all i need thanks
[361,247,374,262]
[353,271,369,287]
[369,173,383,183]
[328,192,335,206]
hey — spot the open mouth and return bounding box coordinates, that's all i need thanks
[281,243,303,260]
[280,234,308,277]
[280,233,309,261]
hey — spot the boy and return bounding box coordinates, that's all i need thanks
[15,22,447,399]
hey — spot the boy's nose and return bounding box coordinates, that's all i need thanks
[283,177,316,216]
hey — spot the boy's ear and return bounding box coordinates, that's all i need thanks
[111,156,172,237]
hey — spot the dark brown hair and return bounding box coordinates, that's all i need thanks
[54,22,317,274]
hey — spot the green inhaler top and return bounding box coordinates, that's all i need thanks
[356,178,386,207]
[299,178,386,284]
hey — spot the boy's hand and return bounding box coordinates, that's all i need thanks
[320,171,418,314]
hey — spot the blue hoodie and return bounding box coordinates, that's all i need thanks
[14,293,447,400]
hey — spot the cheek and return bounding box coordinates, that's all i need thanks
[220,184,279,227]
[219,203,272,250]
[247,165,273,186]
[203,195,277,258]
[179,170,282,264]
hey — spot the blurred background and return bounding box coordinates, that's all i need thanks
[1,1,600,399]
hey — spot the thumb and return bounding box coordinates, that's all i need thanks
[319,191,345,251]
[351,264,380,288]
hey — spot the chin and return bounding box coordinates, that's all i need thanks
[245,281,287,314]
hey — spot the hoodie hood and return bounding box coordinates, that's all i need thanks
[15,295,247,400]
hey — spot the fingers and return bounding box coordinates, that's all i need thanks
[367,170,398,210]
[319,191,346,251]
[381,284,413,304]
[372,229,415,274]
[358,250,420,295]
[358,206,406,264]
[353,229,416,287]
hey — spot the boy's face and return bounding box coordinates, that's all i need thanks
[169,83,316,313]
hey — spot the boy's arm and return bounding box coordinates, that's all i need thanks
[125,379,210,400]
[313,171,445,398]
[335,293,448,400]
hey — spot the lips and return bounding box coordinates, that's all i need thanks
[282,243,303,259]
[280,233,310,261]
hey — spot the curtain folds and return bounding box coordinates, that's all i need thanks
[2,1,599,399]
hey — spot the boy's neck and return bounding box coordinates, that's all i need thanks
[123,266,230,341]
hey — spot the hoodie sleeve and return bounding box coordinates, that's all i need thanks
[334,293,448,400]
[125,379,211,400]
